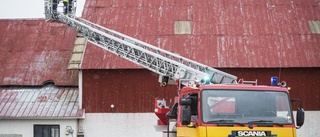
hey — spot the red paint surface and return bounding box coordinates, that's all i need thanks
[82,68,320,112]
[0,19,78,86]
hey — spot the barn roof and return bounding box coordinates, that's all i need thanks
[0,19,78,86]
[0,83,84,119]
[81,0,320,69]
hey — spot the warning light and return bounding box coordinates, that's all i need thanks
[160,76,169,87]
[161,82,167,87]
[271,76,278,86]
[201,75,210,84]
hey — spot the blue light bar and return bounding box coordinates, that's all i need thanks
[271,76,278,86]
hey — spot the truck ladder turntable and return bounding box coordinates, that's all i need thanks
[44,0,237,86]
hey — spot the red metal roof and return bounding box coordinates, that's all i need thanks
[0,83,83,119]
[81,0,320,69]
[0,19,78,86]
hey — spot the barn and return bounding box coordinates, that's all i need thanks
[1,0,320,137]
[0,20,84,137]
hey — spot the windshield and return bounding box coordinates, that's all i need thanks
[202,89,293,125]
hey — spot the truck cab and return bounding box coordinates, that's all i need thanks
[176,84,304,137]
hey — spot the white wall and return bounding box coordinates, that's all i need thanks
[0,119,78,137]
[82,113,163,137]
[296,111,320,137]
[83,111,320,137]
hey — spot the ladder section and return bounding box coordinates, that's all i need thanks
[44,0,237,85]
[75,18,238,84]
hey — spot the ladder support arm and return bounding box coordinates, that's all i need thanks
[44,0,237,86]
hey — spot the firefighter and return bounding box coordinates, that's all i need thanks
[52,0,58,12]
[63,0,73,15]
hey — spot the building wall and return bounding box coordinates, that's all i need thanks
[82,112,320,137]
[295,111,320,137]
[0,119,78,137]
[82,68,320,112]
[82,113,163,137]
[82,69,178,112]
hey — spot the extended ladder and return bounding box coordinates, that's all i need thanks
[44,0,237,85]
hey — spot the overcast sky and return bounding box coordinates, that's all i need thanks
[0,0,85,19]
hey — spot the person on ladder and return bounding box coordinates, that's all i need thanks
[63,0,73,16]
[52,0,58,13]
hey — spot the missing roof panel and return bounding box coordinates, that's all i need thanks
[308,20,320,34]
[174,21,192,34]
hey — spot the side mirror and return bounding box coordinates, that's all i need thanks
[181,106,191,125]
[180,98,191,106]
[291,99,304,129]
[296,108,305,129]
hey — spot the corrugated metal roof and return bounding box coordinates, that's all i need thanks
[81,0,320,69]
[0,83,83,119]
[0,19,78,86]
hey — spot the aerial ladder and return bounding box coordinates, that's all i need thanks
[44,0,237,87]
[43,2,306,137]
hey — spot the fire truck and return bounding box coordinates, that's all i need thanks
[43,1,305,137]
[155,79,305,137]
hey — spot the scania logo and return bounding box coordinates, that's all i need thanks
[237,131,267,136]
[229,130,277,137]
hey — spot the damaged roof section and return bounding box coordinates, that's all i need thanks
[0,83,84,119]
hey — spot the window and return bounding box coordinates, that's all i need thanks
[174,21,192,34]
[202,90,293,124]
[34,125,60,137]
[207,97,235,113]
